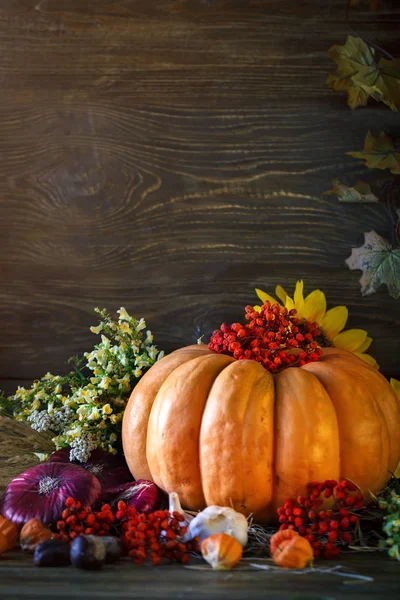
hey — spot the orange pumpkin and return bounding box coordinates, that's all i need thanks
[270,529,313,569]
[0,515,18,554]
[122,345,400,523]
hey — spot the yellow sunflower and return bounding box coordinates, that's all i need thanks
[254,280,379,369]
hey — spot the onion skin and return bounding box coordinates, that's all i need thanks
[2,462,102,527]
[49,448,133,491]
[102,479,161,514]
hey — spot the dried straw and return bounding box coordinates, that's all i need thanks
[0,416,54,495]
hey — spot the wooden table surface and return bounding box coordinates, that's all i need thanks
[0,550,399,600]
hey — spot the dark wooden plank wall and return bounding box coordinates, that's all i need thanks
[1,0,399,394]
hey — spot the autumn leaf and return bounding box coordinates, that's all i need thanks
[325,179,379,203]
[346,231,400,299]
[377,58,400,112]
[327,36,377,109]
[327,35,400,111]
[347,131,400,174]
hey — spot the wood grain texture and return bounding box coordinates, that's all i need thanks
[0,0,400,385]
[0,550,400,600]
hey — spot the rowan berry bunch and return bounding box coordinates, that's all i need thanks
[277,480,365,559]
[55,497,115,542]
[116,501,200,565]
[209,301,323,373]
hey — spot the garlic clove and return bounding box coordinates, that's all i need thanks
[185,505,248,546]
[168,492,194,525]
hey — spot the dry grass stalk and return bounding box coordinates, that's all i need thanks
[0,416,54,495]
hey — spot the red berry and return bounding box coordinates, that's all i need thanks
[328,531,338,543]
[345,496,355,506]
[308,511,316,520]
[341,532,352,544]
[350,515,358,524]
[278,515,287,523]
[339,508,349,518]
[329,520,339,530]
[318,522,329,534]
[298,526,307,536]
[340,518,350,530]
[294,517,303,528]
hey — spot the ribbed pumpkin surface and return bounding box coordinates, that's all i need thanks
[122,345,400,523]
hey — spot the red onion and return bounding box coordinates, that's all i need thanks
[49,448,133,491]
[1,462,102,527]
[102,480,161,514]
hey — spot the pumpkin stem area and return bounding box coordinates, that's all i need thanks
[208,302,324,374]
[38,476,60,496]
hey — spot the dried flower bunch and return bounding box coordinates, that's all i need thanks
[0,308,164,462]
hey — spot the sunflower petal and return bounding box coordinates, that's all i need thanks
[395,462,400,478]
[275,285,289,305]
[285,296,295,311]
[255,288,279,306]
[356,336,373,354]
[391,378,400,399]
[303,290,327,323]
[354,352,380,369]
[321,306,348,339]
[293,281,305,317]
[333,329,368,353]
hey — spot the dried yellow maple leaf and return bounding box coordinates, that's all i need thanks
[325,179,379,203]
[347,131,400,175]
[327,36,400,111]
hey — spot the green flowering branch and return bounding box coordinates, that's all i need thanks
[379,478,400,560]
[2,307,164,462]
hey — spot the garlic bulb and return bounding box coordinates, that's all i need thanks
[184,505,248,546]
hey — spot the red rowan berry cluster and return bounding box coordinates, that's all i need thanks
[116,501,200,565]
[277,480,365,559]
[55,497,115,542]
[209,301,323,373]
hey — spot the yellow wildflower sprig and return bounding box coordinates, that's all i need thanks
[3,307,164,462]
